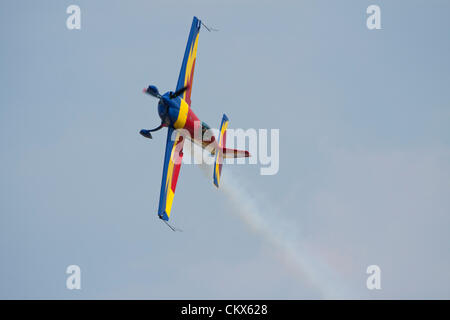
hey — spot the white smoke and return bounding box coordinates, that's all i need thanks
[188,143,355,299]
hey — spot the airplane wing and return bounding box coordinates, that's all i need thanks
[157,127,185,221]
[176,16,201,106]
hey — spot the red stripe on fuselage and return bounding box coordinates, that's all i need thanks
[183,109,216,147]
[183,107,199,138]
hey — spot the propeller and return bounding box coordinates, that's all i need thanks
[141,84,189,137]
[143,85,161,98]
[143,84,189,100]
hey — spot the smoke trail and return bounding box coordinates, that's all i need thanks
[221,173,354,298]
[189,144,353,298]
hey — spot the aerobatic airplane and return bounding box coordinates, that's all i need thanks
[140,17,250,229]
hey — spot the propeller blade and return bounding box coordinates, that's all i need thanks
[144,85,161,98]
[139,129,152,139]
[170,85,189,99]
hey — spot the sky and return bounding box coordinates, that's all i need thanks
[0,0,449,299]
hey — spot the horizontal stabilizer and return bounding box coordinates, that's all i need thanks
[213,114,229,188]
[221,147,251,159]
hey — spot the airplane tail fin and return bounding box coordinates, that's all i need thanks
[213,114,250,188]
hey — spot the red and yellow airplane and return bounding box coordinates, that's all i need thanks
[140,17,250,228]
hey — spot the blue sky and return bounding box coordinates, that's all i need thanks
[1,0,449,298]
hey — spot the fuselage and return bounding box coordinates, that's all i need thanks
[158,91,216,150]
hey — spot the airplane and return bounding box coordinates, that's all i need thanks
[140,16,250,230]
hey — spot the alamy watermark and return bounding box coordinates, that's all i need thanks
[66,5,81,30]
[66,265,81,290]
[168,124,280,176]
[366,265,382,290]
[366,5,381,30]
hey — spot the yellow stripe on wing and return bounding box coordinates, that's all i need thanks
[183,33,199,96]
[165,188,175,218]
[164,132,181,218]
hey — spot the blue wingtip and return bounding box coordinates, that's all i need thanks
[159,212,169,221]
